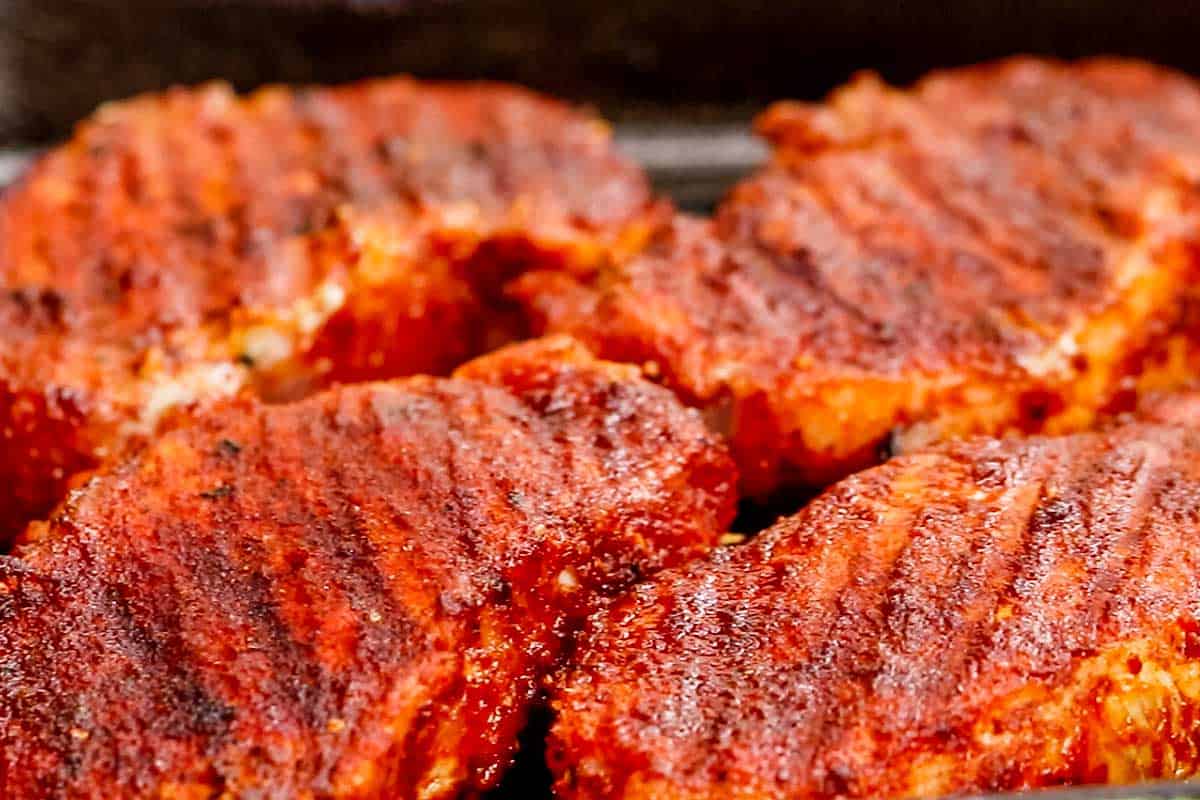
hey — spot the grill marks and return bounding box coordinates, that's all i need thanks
[513,58,1200,498]
[0,556,239,795]
[0,340,737,799]
[6,56,1200,799]
[761,63,1186,345]
[0,77,662,547]
[22,429,427,794]
[5,79,651,334]
[551,423,1200,800]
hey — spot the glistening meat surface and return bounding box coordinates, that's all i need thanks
[0,338,737,799]
[551,420,1200,799]
[0,77,662,545]
[513,58,1200,496]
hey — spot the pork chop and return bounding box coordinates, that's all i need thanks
[0,77,662,544]
[551,420,1200,799]
[513,58,1200,496]
[0,337,736,799]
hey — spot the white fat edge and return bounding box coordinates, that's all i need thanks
[232,279,350,369]
[239,325,294,370]
[122,360,246,439]
[1015,327,1081,379]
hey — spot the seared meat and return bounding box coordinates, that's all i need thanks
[513,58,1200,497]
[550,421,1200,800]
[0,337,737,799]
[1122,385,1200,429]
[0,77,662,545]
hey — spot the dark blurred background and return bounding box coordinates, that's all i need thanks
[5,0,1200,146]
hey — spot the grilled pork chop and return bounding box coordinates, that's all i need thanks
[0,77,662,545]
[0,337,737,799]
[550,420,1200,800]
[513,58,1200,497]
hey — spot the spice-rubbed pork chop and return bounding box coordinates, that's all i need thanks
[0,337,737,799]
[550,420,1200,800]
[0,76,663,545]
[512,58,1200,497]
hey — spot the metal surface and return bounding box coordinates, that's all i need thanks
[0,125,769,212]
[0,148,34,188]
[615,123,766,211]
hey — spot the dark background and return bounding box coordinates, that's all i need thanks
[4,0,1200,146]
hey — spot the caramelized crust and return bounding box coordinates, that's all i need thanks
[0,77,662,544]
[0,338,737,799]
[512,58,1200,497]
[1122,385,1200,429]
[551,422,1200,800]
